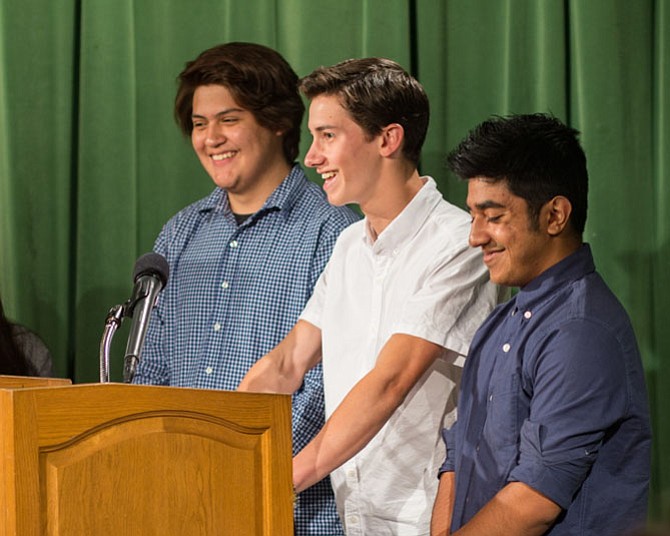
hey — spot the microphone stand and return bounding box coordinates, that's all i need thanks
[98,252,169,384]
[99,304,125,383]
[98,282,147,383]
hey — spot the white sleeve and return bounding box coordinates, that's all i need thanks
[393,243,497,357]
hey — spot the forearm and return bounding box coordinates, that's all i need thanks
[293,333,444,492]
[431,472,455,536]
[452,482,560,536]
[237,350,301,394]
[237,320,322,395]
[292,369,406,491]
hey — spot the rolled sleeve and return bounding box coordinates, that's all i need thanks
[509,320,628,508]
[509,419,599,508]
[438,424,457,475]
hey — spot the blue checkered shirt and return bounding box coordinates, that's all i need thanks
[134,165,359,535]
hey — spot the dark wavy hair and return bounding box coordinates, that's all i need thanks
[174,42,305,163]
[300,57,429,166]
[447,113,588,236]
[0,297,36,376]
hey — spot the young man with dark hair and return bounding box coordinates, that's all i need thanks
[133,42,359,535]
[431,113,651,536]
[239,58,499,535]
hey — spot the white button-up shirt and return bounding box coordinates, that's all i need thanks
[301,177,500,535]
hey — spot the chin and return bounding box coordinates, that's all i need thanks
[326,194,346,206]
[489,273,512,287]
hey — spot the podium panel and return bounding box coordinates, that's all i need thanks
[0,381,292,535]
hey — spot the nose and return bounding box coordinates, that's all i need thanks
[469,216,489,248]
[304,140,323,169]
[204,123,224,147]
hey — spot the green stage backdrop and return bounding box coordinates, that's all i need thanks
[1,0,668,523]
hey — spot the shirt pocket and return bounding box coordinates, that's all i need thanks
[482,373,520,449]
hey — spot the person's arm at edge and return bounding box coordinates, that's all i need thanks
[292,333,444,492]
[237,319,323,395]
[452,482,561,535]
[431,471,455,536]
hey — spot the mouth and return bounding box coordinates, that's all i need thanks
[320,171,337,190]
[211,151,237,162]
[482,248,503,265]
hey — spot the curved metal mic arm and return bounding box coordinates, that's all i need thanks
[98,276,157,383]
[99,252,169,384]
[99,304,125,383]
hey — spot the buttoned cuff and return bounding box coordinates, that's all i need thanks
[438,426,456,475]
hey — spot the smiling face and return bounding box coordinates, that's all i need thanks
[304,95,382,208]
[466,178,558,288]
[190,84,289,211]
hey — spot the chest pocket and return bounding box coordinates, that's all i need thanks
[482,373,520,449]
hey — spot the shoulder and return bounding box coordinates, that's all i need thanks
[527,279,641,384]
[162,189,221,230]
[426,198,472,245]
[410,198,483,278]
[537,272,637,353]
[154,189,222,251]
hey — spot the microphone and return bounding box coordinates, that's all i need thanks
[122,252,169,383]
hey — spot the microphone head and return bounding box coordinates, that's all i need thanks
[133,252,169,287]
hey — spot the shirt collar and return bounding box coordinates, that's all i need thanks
[515,243,596,310]
[197,163,307,222]
[362,176,443,256]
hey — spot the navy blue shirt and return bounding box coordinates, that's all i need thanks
[441,244,651,535]
[134,165,359,535]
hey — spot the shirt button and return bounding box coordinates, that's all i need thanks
[229,240,238,248]
[213,322,221,331]
[347,469,356,479]
[524,310,532,319]
[205,366,213,375]
[502,343,511,352]
[347,515,359,525]
[221,281,229,289]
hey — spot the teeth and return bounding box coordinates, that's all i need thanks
[212,151,236,161]
[321,172,336,180]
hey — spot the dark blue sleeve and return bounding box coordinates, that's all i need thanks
[438,422,458,474]
[509,320,629,508]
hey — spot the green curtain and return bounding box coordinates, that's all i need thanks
[1,0,668,523]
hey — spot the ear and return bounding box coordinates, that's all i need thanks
[544,196,573,236]
[378,123,404,157]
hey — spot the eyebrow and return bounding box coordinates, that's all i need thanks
[312,125,337,132]
[191,108,244,119]
[469,200,506,211]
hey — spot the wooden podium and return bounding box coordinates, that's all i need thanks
[0,377,293,535]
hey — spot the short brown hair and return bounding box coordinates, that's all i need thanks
[300,58,429,165]
[174,42,304,163]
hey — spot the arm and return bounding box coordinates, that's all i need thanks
[237,319,323,395]
[431,472,455,536]
[452,482,561,535]
[292,333,444,492]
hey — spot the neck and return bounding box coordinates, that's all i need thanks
[530,236,583,284]
[362,168,424,239]
[228,161,292,214]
